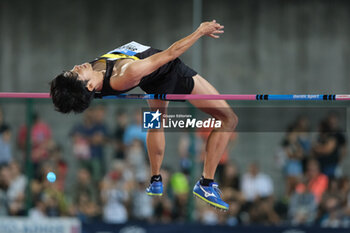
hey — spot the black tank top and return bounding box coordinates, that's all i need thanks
[92,41,169,98]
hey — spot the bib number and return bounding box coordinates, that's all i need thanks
[108,41,150,56]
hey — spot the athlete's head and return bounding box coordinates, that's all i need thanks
[50,63,97,114]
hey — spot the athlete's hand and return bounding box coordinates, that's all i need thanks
[198,20,224,39]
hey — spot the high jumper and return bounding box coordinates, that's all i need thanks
[49,20,237,211]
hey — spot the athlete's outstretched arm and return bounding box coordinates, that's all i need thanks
[110,20,224,90]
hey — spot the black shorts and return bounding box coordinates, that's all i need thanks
[136,48,197,97]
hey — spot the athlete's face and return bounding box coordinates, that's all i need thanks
[70,63,95,81]
[63,63,102,91]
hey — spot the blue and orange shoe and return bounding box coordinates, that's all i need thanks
[146,181,163,196]
[193,181,229,211]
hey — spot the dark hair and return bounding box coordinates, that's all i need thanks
[50,71,94,114]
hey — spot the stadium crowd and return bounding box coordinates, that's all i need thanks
[0,105,350,227]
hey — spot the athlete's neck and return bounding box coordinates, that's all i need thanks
[87,71,104,92]
[94,71,104,91]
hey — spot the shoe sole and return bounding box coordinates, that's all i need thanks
[193,191,228,211]
[146,192,163,196]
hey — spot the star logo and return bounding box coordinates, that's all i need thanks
[143,109,162,129]
[150,110,162,122]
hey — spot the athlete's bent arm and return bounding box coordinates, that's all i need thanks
[110,20,224,90]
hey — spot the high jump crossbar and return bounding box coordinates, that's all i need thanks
[0,92,350,101]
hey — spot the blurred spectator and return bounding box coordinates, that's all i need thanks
[123,109,147,149]
[89,105,109,180]
[28,198,46,219]
[219,188,243,226]
[342,178,350,222]
[281,126,304,196]
[178,132,195,175]
[276,117,311,174]
[44,186,69,217]
[322,179,344,203]
[320,195,344,228]
[71,109,92,163]
[72,168,97,204]
[241,162,274,202]
[0,106,10,134]
[221,162,241,191]
[101,161,129,224]
[326,112,347,175]
[71,108,93,171]
[301,159,328,203]
[31,164,69,217]
[313,120,343,178]
[0,107,4,125]
[71,106,108,182]
[221,163,244,203]
[0,166,9,216]
[44,193,61,217]
[126,139,147,178]
[225,199,242,226]
[7,162,27,216]
[248,197,280,225]
[170,172,190,221]
[197,196,219,225]
[288,182,317,225]
[240,163,278,225]
[75,192,100,223]
[130,176,154,221]
[338,177,350,209]
[199,205,219,225]
[0,106,11,166]
[153,167,172,223]
[46,145,68,192]
[316,177,350,228]
[17,113,53,176]
[113,109,128,159]
[93,104,107,125]
[0,125,12,167]
[294,116,312,157]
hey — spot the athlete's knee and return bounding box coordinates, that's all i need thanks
[220,110,238,131]
[149,145,165,157]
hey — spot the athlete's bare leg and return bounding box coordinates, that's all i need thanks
[189,74,238,179]
[146,99,169,176]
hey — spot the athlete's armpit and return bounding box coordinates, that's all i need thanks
[109,61,142,91]
[125,50,174,80]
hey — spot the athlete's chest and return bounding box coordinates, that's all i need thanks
[111,59,133,77]
[92,58,133,76]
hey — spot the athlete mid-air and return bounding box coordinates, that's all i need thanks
[50,20,238,211]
